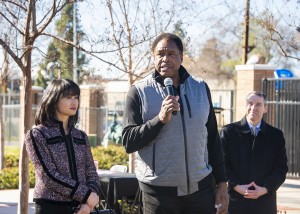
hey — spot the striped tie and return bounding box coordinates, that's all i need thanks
[251,127,259,136]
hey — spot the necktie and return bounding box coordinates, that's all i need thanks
[251,127,259,136]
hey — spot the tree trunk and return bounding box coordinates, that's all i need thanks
[0,94,4,170]
[0,43,10,170]
[18,55,32,214]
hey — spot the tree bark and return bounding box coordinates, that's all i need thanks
[18,51,32,214]
[0,94,4,170]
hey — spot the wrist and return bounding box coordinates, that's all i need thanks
[217,182,227,189]
[233,185,239,192]
[86,203,93,210]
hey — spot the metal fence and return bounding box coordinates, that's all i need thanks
[1,104,121,146]
[1,90,234,145]
[211,90,235,128]
[0,92,20,105]
[262,78,300,178]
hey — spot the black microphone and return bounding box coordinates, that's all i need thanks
[163,77,177,115]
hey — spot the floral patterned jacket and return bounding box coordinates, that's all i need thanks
[25,120,101,204]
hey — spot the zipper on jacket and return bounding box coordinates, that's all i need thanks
[184,94,192,118]
[251,137,256,150]
[180,94,190,194]
[152,143,156,175]
[250,134,256,181]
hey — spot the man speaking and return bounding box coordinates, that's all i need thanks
[122,33,228,214]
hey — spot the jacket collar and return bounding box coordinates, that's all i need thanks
[152,65,190,86]
[44,118,74,133]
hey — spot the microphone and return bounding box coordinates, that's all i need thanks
[163,78,177,115]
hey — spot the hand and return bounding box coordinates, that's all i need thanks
[75,204,91,214]
[243,182,268,199]
[159,95,180,124]
[233,183,253,196]
[215,182,229,214]
[234,182,268,199]
[86,192,99,210]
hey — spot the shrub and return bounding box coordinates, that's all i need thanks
[0,164,35,190]
[4,146,20,168]
[91,145,129,170]
[0,145,129,190]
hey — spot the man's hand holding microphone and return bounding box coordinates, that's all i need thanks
[159,78,180,124]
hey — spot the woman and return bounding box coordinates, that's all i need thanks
[25,79,100,214]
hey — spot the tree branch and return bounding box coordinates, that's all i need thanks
[36,1,70,37]
[2,0,27,11]
[39,32,141,77]
[271,38,300,60]
[0,11,24,35]
[0,38,24,71]
[107,0,128,72]
[24,0,34,41]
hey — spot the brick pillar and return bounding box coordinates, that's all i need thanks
[79,85,104,146]
[31,86,43,106]
[235,64,275,121]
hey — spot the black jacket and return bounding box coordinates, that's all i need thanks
[220,116,288,214]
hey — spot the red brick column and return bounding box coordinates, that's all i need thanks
[235,64,275,121]
[79,85,104,145]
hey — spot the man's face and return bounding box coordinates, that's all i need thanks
[245,94,268,125]
[153,39,183,81]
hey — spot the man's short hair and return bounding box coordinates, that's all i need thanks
[246,91,268,104]
[151,33,183,53]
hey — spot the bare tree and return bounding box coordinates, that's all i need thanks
[256,13,300,61]
[0,34,11,170]
[248,0,300,72]
[74,0,204,85]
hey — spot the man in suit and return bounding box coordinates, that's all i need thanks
[220,91,288,214]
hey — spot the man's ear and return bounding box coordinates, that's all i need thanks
[264,104,268,114]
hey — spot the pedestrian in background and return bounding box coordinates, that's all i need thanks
[122,33,228,214]
[220,91,288,214]
[25,79,100,214]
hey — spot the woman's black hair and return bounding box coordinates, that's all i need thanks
[35,78,80,126]
[151,33,183,53]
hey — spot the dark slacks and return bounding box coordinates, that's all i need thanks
[142,178,215,214]
[35,201,76,214]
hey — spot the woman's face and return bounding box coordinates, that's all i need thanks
[55,94,79,121]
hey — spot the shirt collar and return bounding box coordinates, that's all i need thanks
[247,121,262,130]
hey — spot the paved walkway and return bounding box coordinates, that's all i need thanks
[0,179,299,214]
[0,188,34,214]
[277,179,300,213]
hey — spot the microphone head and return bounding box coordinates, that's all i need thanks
[164,78,173,86]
